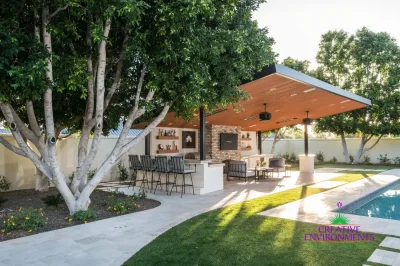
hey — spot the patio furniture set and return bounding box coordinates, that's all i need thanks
[128,155,195,198]
[225,158,288,182]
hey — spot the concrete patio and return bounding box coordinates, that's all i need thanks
[0,168,371,266]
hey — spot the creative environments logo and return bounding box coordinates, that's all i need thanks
[330,201,350,225]
[304,202,374,247]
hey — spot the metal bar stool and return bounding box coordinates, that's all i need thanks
[169,156,195,198]
[153,156,173,194]
[128,155,146,189]
[140,155,157,192]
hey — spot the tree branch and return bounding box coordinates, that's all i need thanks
[104,32,129,110]
[0,136,27,157]
[364,135,383,152]
[0,102,52,178]
[48,4,69,20]
[26,101,42,139]
[120,104,170,155]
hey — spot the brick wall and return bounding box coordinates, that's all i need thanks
[206,124,241,163]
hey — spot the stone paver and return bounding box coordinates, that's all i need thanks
[0,168,351,266]
[381,237,400,250]
[367,249,400,265]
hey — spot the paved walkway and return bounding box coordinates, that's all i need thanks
[0,169,361,266]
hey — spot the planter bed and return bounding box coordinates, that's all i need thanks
[0,187,160,242]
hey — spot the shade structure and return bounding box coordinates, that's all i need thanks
[133,64,371,131]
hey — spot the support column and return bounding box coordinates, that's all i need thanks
[200,106,206,160]
[145,133,150,155]
[257,131,262,154]
[304,123,309,156]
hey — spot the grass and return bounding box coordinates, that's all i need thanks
[315,163,395,170]
[125,171,385,266]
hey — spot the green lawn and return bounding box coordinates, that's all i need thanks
[125,171,385,266]
[316,163,395,170]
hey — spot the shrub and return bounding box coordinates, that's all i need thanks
[0,195,8,206]
[117,161,129,182]
[363,155,371,164]
[1,207,47,233]
[378,154,391,165]
[41,194,64,207]
[329,157,337,163]
[107,196,139,215]
[289,152,297,164]
[349,155,354,164]
[393,157,400,165]
[0,176,11,191]
[137,188,147,200]
[281,153,290,162]
[316,151,324,162]
[69,209,97,223]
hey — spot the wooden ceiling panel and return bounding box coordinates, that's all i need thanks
[133,65,370,131]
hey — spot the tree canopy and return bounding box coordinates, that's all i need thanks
[0,0,275,213]
[314,28,400,163]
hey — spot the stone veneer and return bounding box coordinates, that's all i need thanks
[206,124,241,163]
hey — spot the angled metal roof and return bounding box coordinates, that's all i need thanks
[255,64,371,106]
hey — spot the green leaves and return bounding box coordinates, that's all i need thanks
[314,28,400,137]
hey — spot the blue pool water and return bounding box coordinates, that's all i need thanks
[349,183,400,220]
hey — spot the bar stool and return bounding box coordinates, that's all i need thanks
[128,155,146,189]
[153,156,173,194]
[169,156,195,198]
[140,155,157,192]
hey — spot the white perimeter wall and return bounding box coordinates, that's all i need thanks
[0,135,145,191]
[262,138,400,163]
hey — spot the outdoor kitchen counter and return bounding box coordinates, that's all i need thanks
[185,160,224,194]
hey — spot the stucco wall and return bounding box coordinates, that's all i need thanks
[262,138,400,163]
[0,135,145,191]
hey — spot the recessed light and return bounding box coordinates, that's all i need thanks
[303,88,316,93]
[340,100,350,104]
[244,115,258,121]
[291,94,297,97]
[249,125,256,128]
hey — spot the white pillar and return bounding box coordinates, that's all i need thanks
[298,154,315,173]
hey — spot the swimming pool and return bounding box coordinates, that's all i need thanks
[342,180,400,220]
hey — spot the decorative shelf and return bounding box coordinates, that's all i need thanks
[240,138,252,141]
[157,149,179,154]
[156,136,179,140]
[241,147,252,151]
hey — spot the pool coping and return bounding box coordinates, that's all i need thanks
[258,169,400,237]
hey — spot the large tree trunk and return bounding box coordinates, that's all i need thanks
[340,133,350,163]
[35,169,49,192]
[353,140,366,164]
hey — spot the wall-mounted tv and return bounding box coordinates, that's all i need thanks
[220,133,238,150]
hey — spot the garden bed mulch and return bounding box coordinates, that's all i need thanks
[0,187,160,242]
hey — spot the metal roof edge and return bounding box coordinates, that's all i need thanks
[274,64,371,106]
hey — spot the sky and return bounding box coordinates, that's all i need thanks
[253,0,400,68]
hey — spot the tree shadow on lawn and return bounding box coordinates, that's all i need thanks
[126,174,384,266]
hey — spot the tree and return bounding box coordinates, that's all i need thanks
[281,57,311,74]
[0,0,275,213]
[263,126,301,154]
[314,28,400,163]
